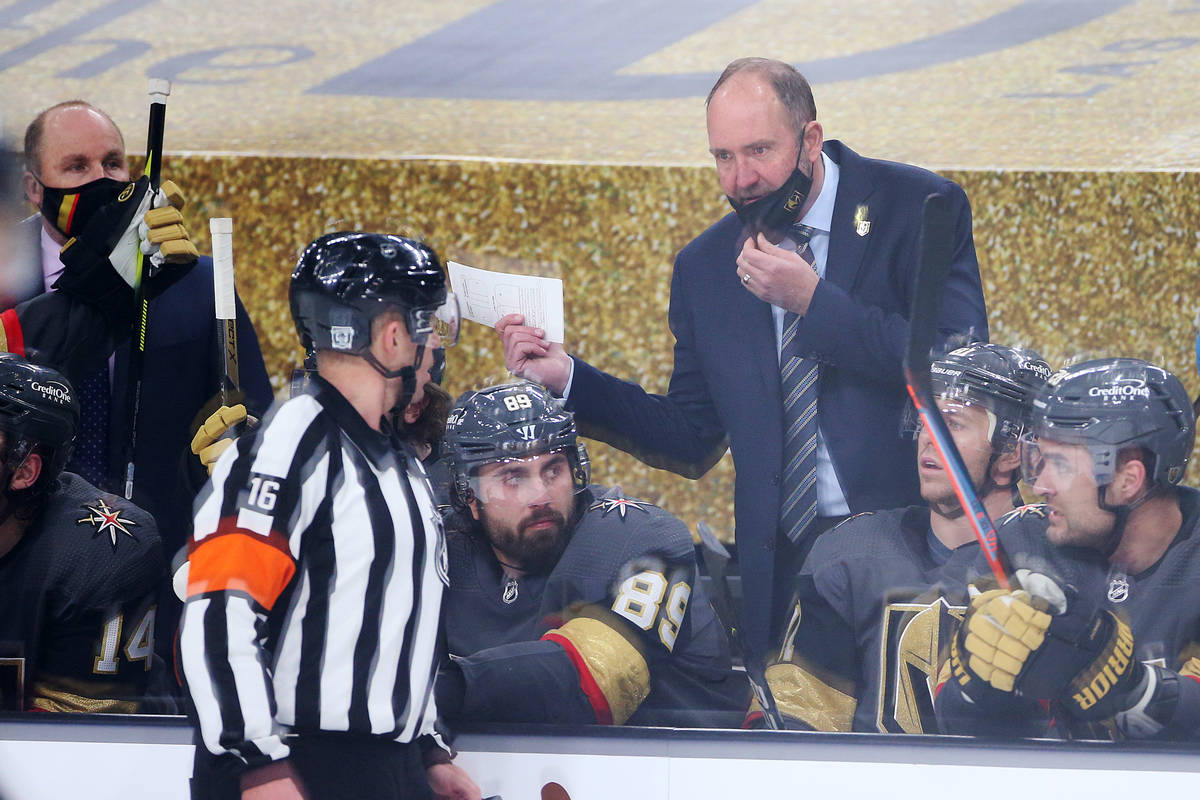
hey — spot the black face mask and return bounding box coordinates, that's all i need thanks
[727,162,812,239]
[38,176,131,238]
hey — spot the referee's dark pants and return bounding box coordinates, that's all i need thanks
[192,732,433,800]
[768,515,849,642]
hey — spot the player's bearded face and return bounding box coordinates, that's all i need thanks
[474,452,576,574]
[1022,439,1115,548]
[917,400,994,516]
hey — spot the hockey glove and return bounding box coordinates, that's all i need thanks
[190,403,257,474]
[947,585,1034,707]
[56,176,197,303]
[957,572,1142,720]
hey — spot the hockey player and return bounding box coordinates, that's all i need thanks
[749,342,1052,732]
[0,355,165,712]
[438,381,747,728]
[181,232,477,800]
[938,358,1200,740]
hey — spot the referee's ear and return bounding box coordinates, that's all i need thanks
[8,451,42,491]
[372,315,418,370]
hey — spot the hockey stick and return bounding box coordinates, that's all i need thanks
[122,78,170,499]
[696,521,784,730]
[209,217,240,407]
[903,193,1011,589]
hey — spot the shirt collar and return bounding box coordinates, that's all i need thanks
[798,151,839,236]
[39,223,64,291]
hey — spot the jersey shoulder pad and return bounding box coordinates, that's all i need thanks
[580,486,692,558]
[804,506,913,573]
[40,476,165,605]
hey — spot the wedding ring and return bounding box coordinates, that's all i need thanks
[741,273,751,285]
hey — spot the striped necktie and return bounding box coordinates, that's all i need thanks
[779,223,819,545]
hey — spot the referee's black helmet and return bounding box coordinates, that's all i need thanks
[289,232,458,357]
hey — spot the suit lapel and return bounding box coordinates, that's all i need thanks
[823,141,876,295]
[720,221,782,411]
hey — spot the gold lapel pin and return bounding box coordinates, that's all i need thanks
[854,204,871,237]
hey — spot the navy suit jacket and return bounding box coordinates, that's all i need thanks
[7,217,274,557]
[568,141,988,652]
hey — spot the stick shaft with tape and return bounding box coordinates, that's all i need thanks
[209,217,240,405]
[123,78,170,500]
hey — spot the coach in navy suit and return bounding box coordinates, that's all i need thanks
[499,59,987,654]
[9,101,272,623]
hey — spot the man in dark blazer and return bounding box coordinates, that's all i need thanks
[8,100,273,662]
[498,58,988,655]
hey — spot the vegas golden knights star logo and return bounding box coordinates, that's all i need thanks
[877,597,965,733]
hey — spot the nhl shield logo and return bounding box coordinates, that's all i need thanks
[502,576,519,604]
[1107,574,1129,603]
[854,204,871,237]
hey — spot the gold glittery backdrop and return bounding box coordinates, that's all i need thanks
[163,155,1200,540]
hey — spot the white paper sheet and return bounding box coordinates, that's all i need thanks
[448,261,565,343]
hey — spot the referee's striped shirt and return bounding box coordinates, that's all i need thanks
[181,376,449,768]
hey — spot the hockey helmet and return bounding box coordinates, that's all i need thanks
[442,381,590,505]
[905,342,1053,452]
[929,342,1053,448]
[0,354,79,483]
[289,232,459,358]
[1023,357,1194,490]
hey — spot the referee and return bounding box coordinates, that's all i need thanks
[181,232,479,800]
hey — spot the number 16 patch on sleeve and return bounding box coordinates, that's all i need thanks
[187,472,296,610]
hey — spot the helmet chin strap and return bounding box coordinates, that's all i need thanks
[1096,483,1159,559]
[362,344,425,418]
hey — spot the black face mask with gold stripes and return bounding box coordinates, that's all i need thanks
[37,176,131,238]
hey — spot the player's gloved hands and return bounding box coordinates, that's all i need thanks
[190,403,256,474]
[955,570,1141,720]
[56,176,198,303]
[947,582,1033,707]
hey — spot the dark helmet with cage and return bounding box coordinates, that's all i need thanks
[442,381,590,508]
[289,232,459,401]
[1022,357,1194,499]
[905,341,1053,452]
[0,354,80,504]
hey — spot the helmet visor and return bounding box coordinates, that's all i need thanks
[903,398,999,457]
[1019,433,1108,494]
[467,447,586,505]
[409,292,460,348]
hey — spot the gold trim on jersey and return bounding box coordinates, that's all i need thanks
[760,662,855,732]
[553,616,650,725]
[30,675,139,713]
[877,598,965,734]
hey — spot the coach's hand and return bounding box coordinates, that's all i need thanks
[496,313,571,395]
[56,176,197,303]
[140,179,199,268]
[736,232,820,315]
